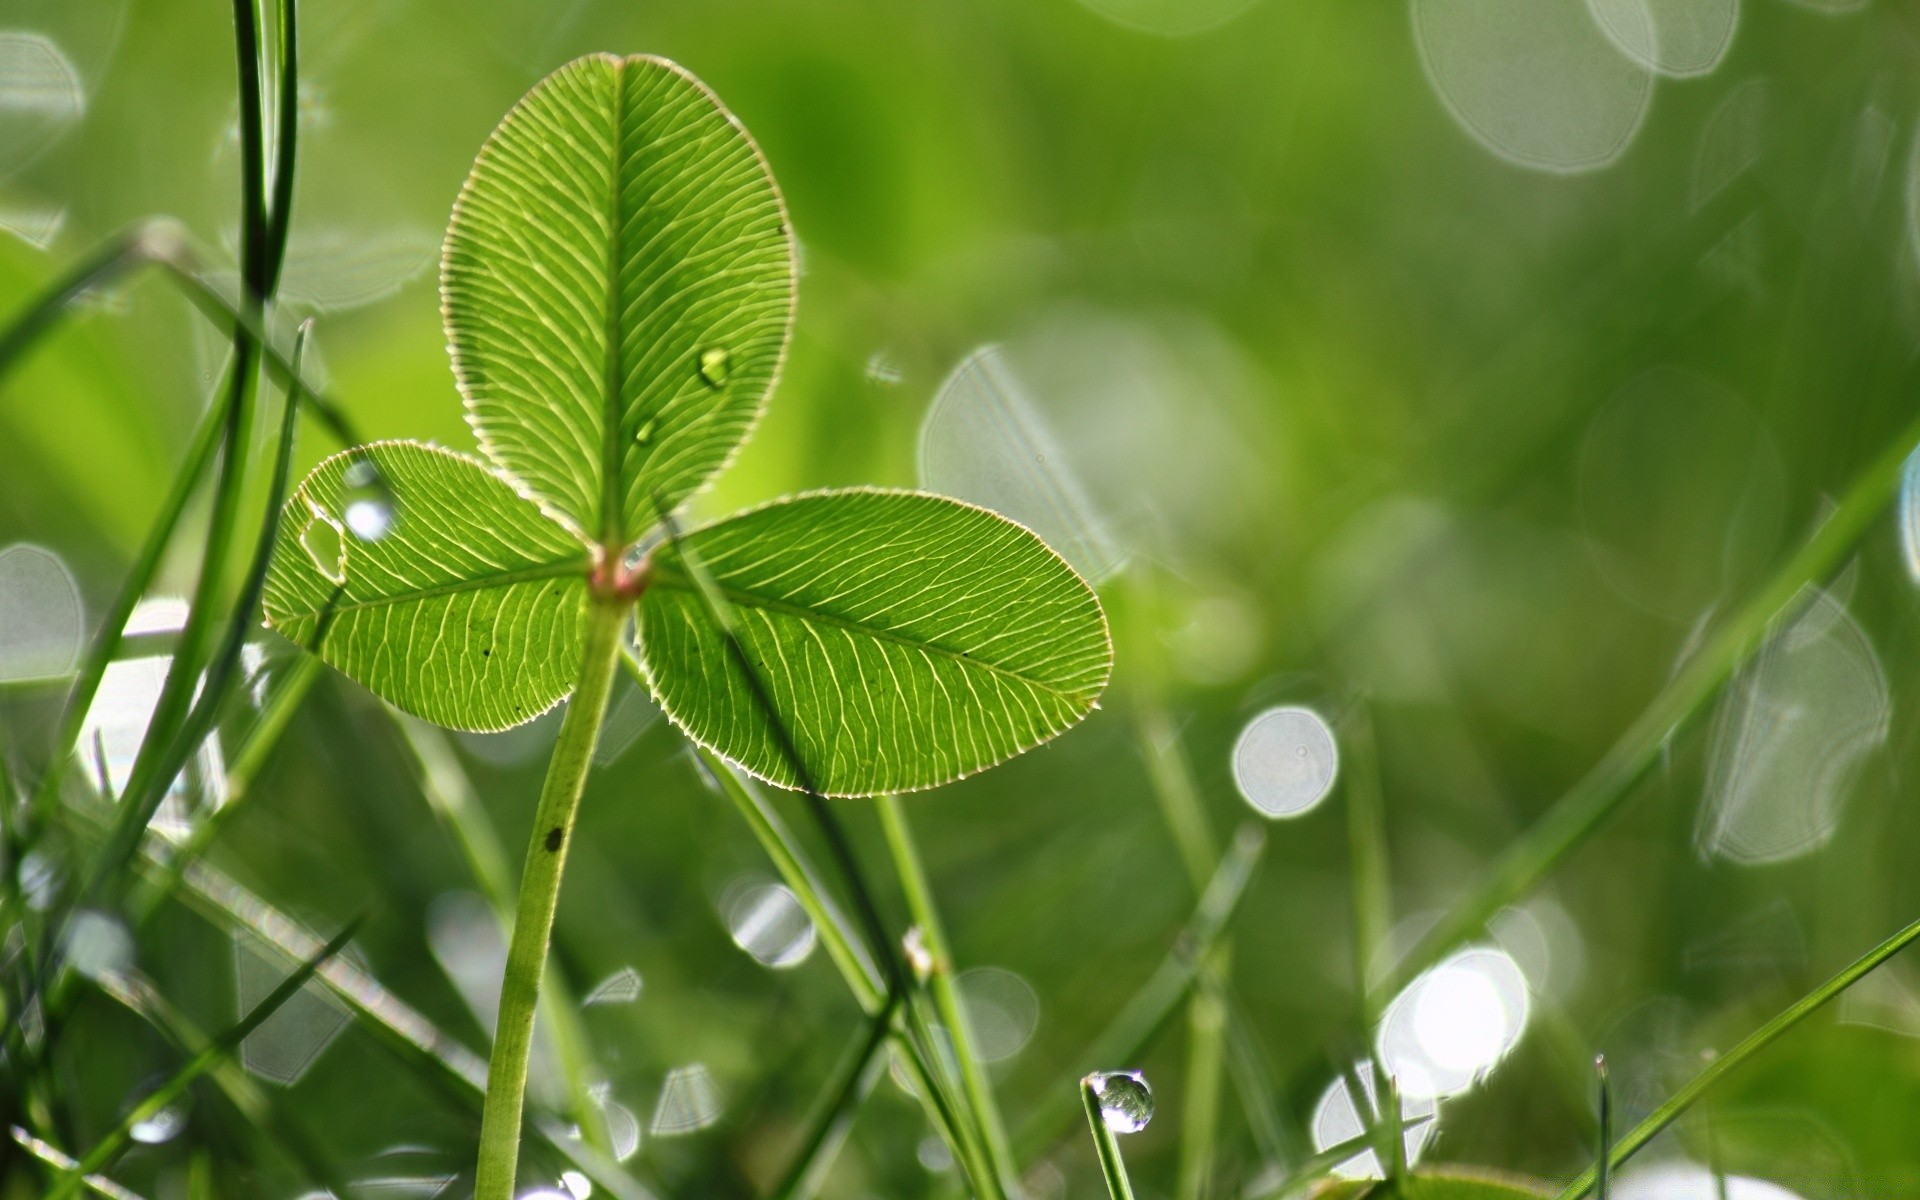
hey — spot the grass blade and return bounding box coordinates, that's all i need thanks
[1392,406,1920,999]
[91,970,355,1199]
[49,921,358,1199]
[1595,1055,1611,1200]
[1015,824,1265,1161]
[1081,1075,1140,1200]
[1134,703,1226,1200]
[1554,908,1920,1199]
[10,1126,147,1200]
[770,995,901,1200]
[877,793,1021,1195]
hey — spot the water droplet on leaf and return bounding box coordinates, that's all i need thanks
[1086,1070,1153,1133]
[341,457,397,541]
[634,417,657,445]
[697,346,731,388]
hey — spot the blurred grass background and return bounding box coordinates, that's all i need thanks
[7,0,1920,1196]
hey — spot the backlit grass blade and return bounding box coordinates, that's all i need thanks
[1392,405,1920,998]
[1553,907,1920,1199]
[96,969,357,1200]
[1133,699,1227,1200]
[9,1127,146,1200]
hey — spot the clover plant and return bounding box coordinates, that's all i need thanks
[259,54,1112,1196]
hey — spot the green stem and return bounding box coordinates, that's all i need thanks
[876,793,1020,1195]
[771,994,901,1200]
[474,595,626,1200]
[1177,975,1225,1200]
[1554,908,1920,1199]
[1341,709,1404,1182]
[1393,405,1920,999]
[396,711,610,1154]
[1135,705,1226,1200]
[1081,1077,1139,1200]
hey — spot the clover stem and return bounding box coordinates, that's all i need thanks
[474,593,628,1200]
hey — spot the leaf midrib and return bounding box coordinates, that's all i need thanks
[597,59,633,550]
[649,564,1096,704]
[277,555,590,621]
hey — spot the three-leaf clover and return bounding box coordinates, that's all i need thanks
[263,55,1112,795]
[260,52,1110,1198]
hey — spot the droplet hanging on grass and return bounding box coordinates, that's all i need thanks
[341,457,397,541]
[697,346,731,389]
[1086,1070,1154,1133]
[128,1096,187,1145]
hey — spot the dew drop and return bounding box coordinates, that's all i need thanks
[697,346,731,389]
[633,417,657,446]
[341,457,397,541]
[1086,1070,1153,1134]
[903,925,935,981]
[128,1098,187,1145]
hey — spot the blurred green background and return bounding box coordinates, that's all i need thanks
[7,0,1920,1196]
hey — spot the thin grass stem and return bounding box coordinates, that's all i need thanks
[1134,703,1227,1200]
[48,921,357,1200]
[877,793,1021,1195]
[473,594,627,1200]
[646,509,1002,1198]
[97,969,358,1200]
[1081,1076,1139,1200]
[1392,407,1920,999]
[770,994,902,1200]
[1554,908,1920,1199]
[1595,1055,1611,1200]
[1015,825,1265,1162]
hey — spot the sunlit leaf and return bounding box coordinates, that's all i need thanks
[262,441,592,732]
[637,488,1112,796]
[442,53,794,550]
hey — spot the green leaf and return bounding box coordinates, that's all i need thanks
[442,53,794,551]
[637,488,1112,796]
[263,441,593,732]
